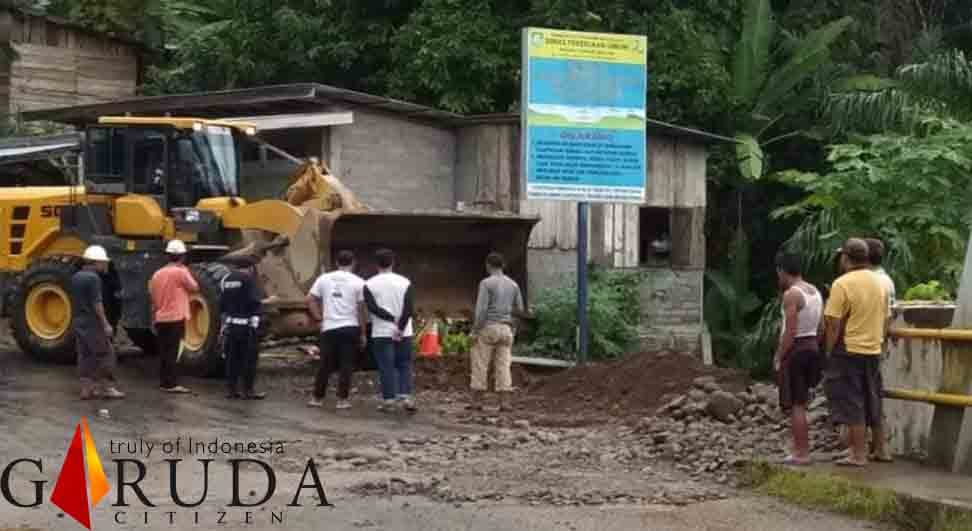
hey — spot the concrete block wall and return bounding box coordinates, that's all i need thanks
[524,256,704,356]
[638,268,703,355]
[329,110,456,211]
[527,249,576,300]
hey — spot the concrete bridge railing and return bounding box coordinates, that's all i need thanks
[884,303,972,475]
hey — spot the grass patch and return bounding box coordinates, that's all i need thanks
[745,461,898,521]
[933,512,972,531]
[743,461,972,531]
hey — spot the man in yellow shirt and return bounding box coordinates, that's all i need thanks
[823,238,890,467]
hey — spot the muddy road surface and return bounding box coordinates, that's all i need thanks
[0,346,887,531]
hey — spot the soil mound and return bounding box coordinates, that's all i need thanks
[514,351,750,424]
[414,354,538,392]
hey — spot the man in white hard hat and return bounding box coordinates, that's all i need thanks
[148,239,198,394]
[72,245,125,400]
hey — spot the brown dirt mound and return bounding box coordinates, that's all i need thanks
[512,351,750,426]
[414,350,751,428]
[414,354,538,393]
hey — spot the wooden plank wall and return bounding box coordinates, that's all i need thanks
[645,138,706,208]
[520,136,707,267]
[456,124,519,211]
[1,12,138,114]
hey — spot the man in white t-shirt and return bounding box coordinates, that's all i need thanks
[363,248,416,412]
[863,237,896,463]
[864,238,896,310]
[306,250,367,410]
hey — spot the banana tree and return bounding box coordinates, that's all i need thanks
[730,0,853,181]
[704,229,762,362]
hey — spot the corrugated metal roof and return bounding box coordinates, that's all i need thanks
[0,142,77,158]
[0,133,80,165]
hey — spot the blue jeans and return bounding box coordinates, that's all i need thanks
[372,337,414,400]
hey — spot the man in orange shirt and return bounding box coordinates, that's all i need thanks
[149,240,199,394]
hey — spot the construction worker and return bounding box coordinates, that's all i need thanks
[148,239,198,394]
[219,255,267,400]
[363,248,416,412]
[306,250,368,410]
[72,245,125,400]
[469,252,525,412]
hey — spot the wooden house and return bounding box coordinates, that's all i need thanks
[0,6,141,117]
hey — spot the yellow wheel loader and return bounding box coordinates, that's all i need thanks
[0,116,537,376]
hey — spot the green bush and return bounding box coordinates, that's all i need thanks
[442,332,472,355]
[519,268,641,361]
[903,280,952,302]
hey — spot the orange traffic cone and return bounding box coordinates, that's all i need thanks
[418,321,442,358]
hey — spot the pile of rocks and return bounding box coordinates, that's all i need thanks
[632,377,841,477]
[338,425,736,508]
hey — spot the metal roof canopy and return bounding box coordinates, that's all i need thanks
[0,133,80,165]
[20,84,732,144]
[223,111,354,130]
[21,83,464,127]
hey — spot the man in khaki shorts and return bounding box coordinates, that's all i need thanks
[469,252,526,412]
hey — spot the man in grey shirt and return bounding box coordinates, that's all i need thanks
[469,252,525,412]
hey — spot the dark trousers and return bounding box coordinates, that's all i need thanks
[225,324,259,393]
[155,321,184,389]
[315,326,360,400]
[76,328,115,384]
[372,337,414,400]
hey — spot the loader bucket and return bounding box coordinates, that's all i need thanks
[243,209,538,339]
[331,211,539,318]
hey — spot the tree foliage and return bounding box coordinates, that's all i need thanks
[773,117,972,292]
[29,0,972,373]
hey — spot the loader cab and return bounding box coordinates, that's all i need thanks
[82,117,252,210]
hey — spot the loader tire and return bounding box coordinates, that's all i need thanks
[179,262,231,378]
[9,257,83,364]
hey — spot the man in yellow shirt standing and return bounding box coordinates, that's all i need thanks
[823,238,890,467]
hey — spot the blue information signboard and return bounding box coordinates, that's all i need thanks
[521,28,648,203]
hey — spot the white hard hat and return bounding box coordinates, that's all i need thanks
[165,239,188,255]
[82,245,110,262]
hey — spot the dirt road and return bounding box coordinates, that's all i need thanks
[0,347,887,531]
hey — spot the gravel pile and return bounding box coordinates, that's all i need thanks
[630,377,842,477]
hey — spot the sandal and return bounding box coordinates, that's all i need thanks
[835,457,867,467]
[869,453,894,463]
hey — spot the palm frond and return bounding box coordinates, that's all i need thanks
[825,88,928,135]
[826,49,972,135]
[780,208,842,273]
[898,49,972,120]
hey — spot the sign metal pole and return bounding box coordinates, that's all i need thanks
[577,201,589,363]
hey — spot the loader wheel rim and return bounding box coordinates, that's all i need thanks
[26,283,71,340]
[185,294,210,351]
